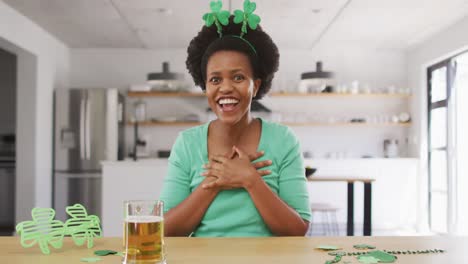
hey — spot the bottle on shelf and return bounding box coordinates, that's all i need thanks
[383,139,399,158]
[134,99,147,122]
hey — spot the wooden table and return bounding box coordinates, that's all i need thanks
[1,236,466,263]
[308,176,375,236]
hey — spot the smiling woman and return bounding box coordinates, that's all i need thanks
[159,0,311,237]
[205,50,260,125]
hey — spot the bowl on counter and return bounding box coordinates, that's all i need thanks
[305,167,317,178]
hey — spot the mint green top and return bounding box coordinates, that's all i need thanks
[159,118,311,237]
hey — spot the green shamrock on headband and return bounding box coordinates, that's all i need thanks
[233,0,261,37]
[203,0,230,37]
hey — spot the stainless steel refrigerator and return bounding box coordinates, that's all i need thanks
[53,88,124,221]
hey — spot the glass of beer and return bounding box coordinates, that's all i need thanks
[123,200,165,264]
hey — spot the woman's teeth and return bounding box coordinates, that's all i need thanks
[218,98,239,105]
[218,98,239,112]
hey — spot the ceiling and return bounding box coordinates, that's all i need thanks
[4,0,468,50]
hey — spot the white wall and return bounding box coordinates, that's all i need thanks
[71,46,406,92]
[0,1,70,222]
[71,45,408,159]
[407,14,468,234]
[0,48,16,135]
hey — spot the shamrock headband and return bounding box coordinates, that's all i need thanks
[202,0,261,55]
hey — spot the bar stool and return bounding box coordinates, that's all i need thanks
[307,203,339,236]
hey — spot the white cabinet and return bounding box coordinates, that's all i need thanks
[305,158,419,235]
[101,158,420,236]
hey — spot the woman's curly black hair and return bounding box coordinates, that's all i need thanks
[186,16,279,100]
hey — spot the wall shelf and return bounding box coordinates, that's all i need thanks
[269,92,412,98]
[127,91,412,98]
[282,122,411,127]
[127,121,411,127]
[127,121,203,126]
[127,91,205,97]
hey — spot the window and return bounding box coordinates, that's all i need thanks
[453,52,468,235]
[427,60,451,234]
[427,50,468,235]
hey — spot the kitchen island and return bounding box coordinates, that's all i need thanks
[1,236,465,263]
[102,158,420,237]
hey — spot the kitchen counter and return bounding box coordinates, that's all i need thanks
[102,157,418,167]
[1,236,465,263]
[101,158,167,166]
[102,158,420,236]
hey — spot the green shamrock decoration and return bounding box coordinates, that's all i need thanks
[358,256,380,264]
[16,204,102,255]
[354,244,377,250]
[15,208,65,255]
[203,0,230,37]
[316,245,341,251]
[80,257,102,263]
[363,250,397,263]
[65,204,102,248]
[233,0,261,37]
[94,249,118,256]
[325,255,342,264]
[328,251,346,256]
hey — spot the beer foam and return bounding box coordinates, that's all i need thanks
[125,215,163,223]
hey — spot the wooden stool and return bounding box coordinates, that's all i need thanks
[307,203,340,236]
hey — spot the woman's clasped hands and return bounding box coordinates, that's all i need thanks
[201,146,272,190]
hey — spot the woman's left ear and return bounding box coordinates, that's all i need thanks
[253,79,262,97]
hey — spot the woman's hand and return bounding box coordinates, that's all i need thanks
[227,149,272,172]
[201,146,272,190]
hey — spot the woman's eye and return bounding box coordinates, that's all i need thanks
[209,77,221,84]
[233,75,245,82]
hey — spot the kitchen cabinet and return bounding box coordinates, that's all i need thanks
[101,158,419,236]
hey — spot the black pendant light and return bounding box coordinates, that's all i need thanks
[301,61,333,80]
[147,62,184,91]
[298,61,335,93]
[147,62,183,83]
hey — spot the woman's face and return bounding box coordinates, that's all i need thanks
[205,50,261,125]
